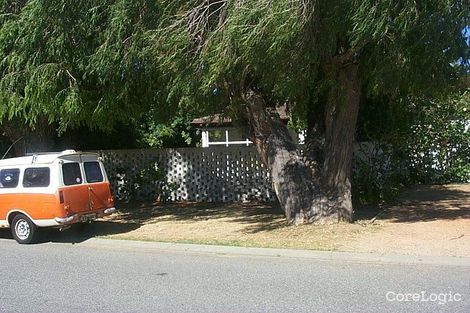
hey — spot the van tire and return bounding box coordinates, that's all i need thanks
[11,214,37,244]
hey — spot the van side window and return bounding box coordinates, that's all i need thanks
[23,167,50,187]
[84,162,103,183]
[62,163,82,186]
[0,168,20,188]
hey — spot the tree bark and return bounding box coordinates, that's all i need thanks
[242,63,361,224]
[242,90,318,224]
[321,63,361,222]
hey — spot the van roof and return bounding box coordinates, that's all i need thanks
[0,150,99,167]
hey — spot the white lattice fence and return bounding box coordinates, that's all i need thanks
[96,147,273,202]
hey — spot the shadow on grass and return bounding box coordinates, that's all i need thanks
[370,185,470,223]
[115,200,289,233]
[382,203,470,223]
[397,185,470,202]
[105,184,470,235]
[353,205,384,221]
[0,221,141,245]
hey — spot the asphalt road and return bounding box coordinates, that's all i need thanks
[0,237,468,313]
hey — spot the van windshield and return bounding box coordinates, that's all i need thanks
[84,162,103,183]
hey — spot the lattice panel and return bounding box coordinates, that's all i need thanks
[96,147,273,202]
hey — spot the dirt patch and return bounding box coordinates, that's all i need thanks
[346,184,470,257]
[101,202,380,251]
[100,184,470,257]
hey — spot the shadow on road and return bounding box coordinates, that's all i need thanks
[0,220,141,244]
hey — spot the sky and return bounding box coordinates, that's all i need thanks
[457,26,470,67]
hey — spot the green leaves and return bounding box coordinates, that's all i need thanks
[157,0,469,122]
[1,0,90,128]
[0,0,468,152]
[354,0,469,97]
[156,0,316,108]
[0,0,162,132]
[407,90,470,183]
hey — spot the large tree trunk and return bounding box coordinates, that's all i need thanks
[242,63,361,224]
[321,63,361,222]
[243,91,318,224]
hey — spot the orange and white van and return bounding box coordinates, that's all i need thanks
[0,150,115,244]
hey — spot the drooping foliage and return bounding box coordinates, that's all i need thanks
[156,0,469,118]
[1,1,468,133]
[0,0,162,131]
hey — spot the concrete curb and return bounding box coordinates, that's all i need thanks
[83,238,470,267]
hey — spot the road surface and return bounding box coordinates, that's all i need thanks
[0,236,468,313]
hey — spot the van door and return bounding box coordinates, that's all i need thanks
[80,155,112,212]
[59,157,91,215]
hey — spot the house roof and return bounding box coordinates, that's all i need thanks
[190,113,233,127]
[191,105,290,127]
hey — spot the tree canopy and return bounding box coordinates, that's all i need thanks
[0,0,162,131]
[1,1,467,131]
[156,0,468,112]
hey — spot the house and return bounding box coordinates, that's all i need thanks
[191,106,304,147]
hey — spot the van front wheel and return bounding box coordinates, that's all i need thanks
[11,214,37,244]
